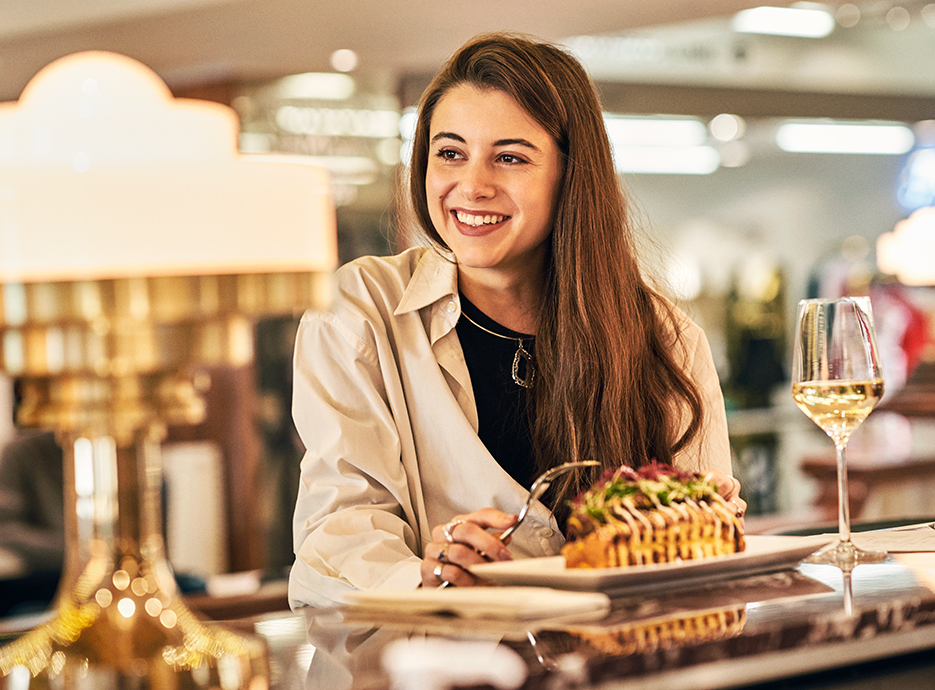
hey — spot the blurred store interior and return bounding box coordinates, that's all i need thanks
[2,0,935,606]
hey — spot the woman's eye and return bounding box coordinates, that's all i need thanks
[498,154,526,164]
[435,148,461,161]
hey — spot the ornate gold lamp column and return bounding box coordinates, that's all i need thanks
[0,52,337,688]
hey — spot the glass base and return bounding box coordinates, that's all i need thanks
[805,539,888,568]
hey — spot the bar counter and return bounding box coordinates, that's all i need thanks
[4,542,935,688]
[241,546,935,689]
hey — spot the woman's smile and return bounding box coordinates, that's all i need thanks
[451,209,511,234]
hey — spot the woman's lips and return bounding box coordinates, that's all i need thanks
[451,209,510,235]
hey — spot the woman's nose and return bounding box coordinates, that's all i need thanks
[458,160,495,200]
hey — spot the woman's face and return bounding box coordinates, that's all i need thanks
[425,84,562,282]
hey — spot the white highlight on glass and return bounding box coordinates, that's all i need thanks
[776,122,914,154]
[732,6,836,37]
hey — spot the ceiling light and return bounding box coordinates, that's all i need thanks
[604,116,718,174]
[275,72,355,101]
[924,3,935,28]
[836,3,861,28]
[612,146,720,175]
[604,116,707,147]
[330,49,359,73]
[886,6,912,30]
[709,113,746,142]
[732,6,835,37]
[775,121,914,154]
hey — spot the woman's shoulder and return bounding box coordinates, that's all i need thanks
[335,246,430,285]
[652,294,704,337]
[304,245,452,331]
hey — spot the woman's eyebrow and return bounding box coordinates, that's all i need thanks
[493,138,540,151]
[430,132,542,152]
[431,131,465,144]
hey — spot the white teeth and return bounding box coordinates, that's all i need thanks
[455,211,507,226]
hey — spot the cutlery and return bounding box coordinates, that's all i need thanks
[497,460,600,543]
[437,460,599,588]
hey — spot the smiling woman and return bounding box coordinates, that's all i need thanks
[289,32,741,606]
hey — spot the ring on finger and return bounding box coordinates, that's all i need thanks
[443,518,466,543]
[437,543,451,564]
[433,562,445,583]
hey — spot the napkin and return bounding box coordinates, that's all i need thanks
[855,526,935,552]
[342,586,611,621]
[828,523,935,553]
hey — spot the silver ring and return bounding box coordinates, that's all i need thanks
[443,518,466,543]
[730,499,745,518]
[437,543,451,564]
[433,562,444,583]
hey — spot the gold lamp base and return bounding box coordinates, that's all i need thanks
[0,273,330,689]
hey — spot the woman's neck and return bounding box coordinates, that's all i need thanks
[457,266,543,334]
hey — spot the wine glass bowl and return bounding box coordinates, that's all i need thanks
[792,297,886,567]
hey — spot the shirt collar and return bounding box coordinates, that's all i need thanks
[395,246,458,316]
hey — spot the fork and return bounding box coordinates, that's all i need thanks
[497,460,600,543]
[437,460,599,588]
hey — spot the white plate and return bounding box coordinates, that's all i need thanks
[470,535,833,594]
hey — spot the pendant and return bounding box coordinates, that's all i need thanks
[512,340,535,389]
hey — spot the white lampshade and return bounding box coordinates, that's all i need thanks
[0,51,337,283]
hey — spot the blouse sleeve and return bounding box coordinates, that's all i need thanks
[289,309,423,609]
[674,321,733,477]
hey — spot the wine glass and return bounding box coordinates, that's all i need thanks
[791,297,886,567]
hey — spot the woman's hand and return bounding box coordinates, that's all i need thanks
[705,468,747,527]
[421,508,516,588]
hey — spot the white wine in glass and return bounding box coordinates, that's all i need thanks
[791,297,886,567]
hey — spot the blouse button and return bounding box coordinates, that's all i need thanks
[446,301,457,313]
[540,527,555,538]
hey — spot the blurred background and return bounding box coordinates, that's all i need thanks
[3,0,935,608]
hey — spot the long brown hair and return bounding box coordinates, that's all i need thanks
[409,33,705,508]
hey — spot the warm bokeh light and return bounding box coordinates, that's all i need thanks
[877,207,935,285]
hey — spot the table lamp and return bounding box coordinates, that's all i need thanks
[0,51,337,687]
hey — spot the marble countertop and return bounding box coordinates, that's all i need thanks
[273,553,935,690]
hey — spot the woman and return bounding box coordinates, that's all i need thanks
[289,32,743,607]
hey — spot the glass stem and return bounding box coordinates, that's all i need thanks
[836,441,851,545]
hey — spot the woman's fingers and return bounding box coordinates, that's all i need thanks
[421,509,517,587]
[704,468,740,500]
[704,468,747,523]
[420,542,489,587]
[432,509,516,562]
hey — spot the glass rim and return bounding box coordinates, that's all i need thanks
[797,296,871,306]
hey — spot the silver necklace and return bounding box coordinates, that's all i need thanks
[460,311,535,389]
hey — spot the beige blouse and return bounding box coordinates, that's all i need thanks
[289,246,731,608]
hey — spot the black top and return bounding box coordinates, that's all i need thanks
[456,295,538,490]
